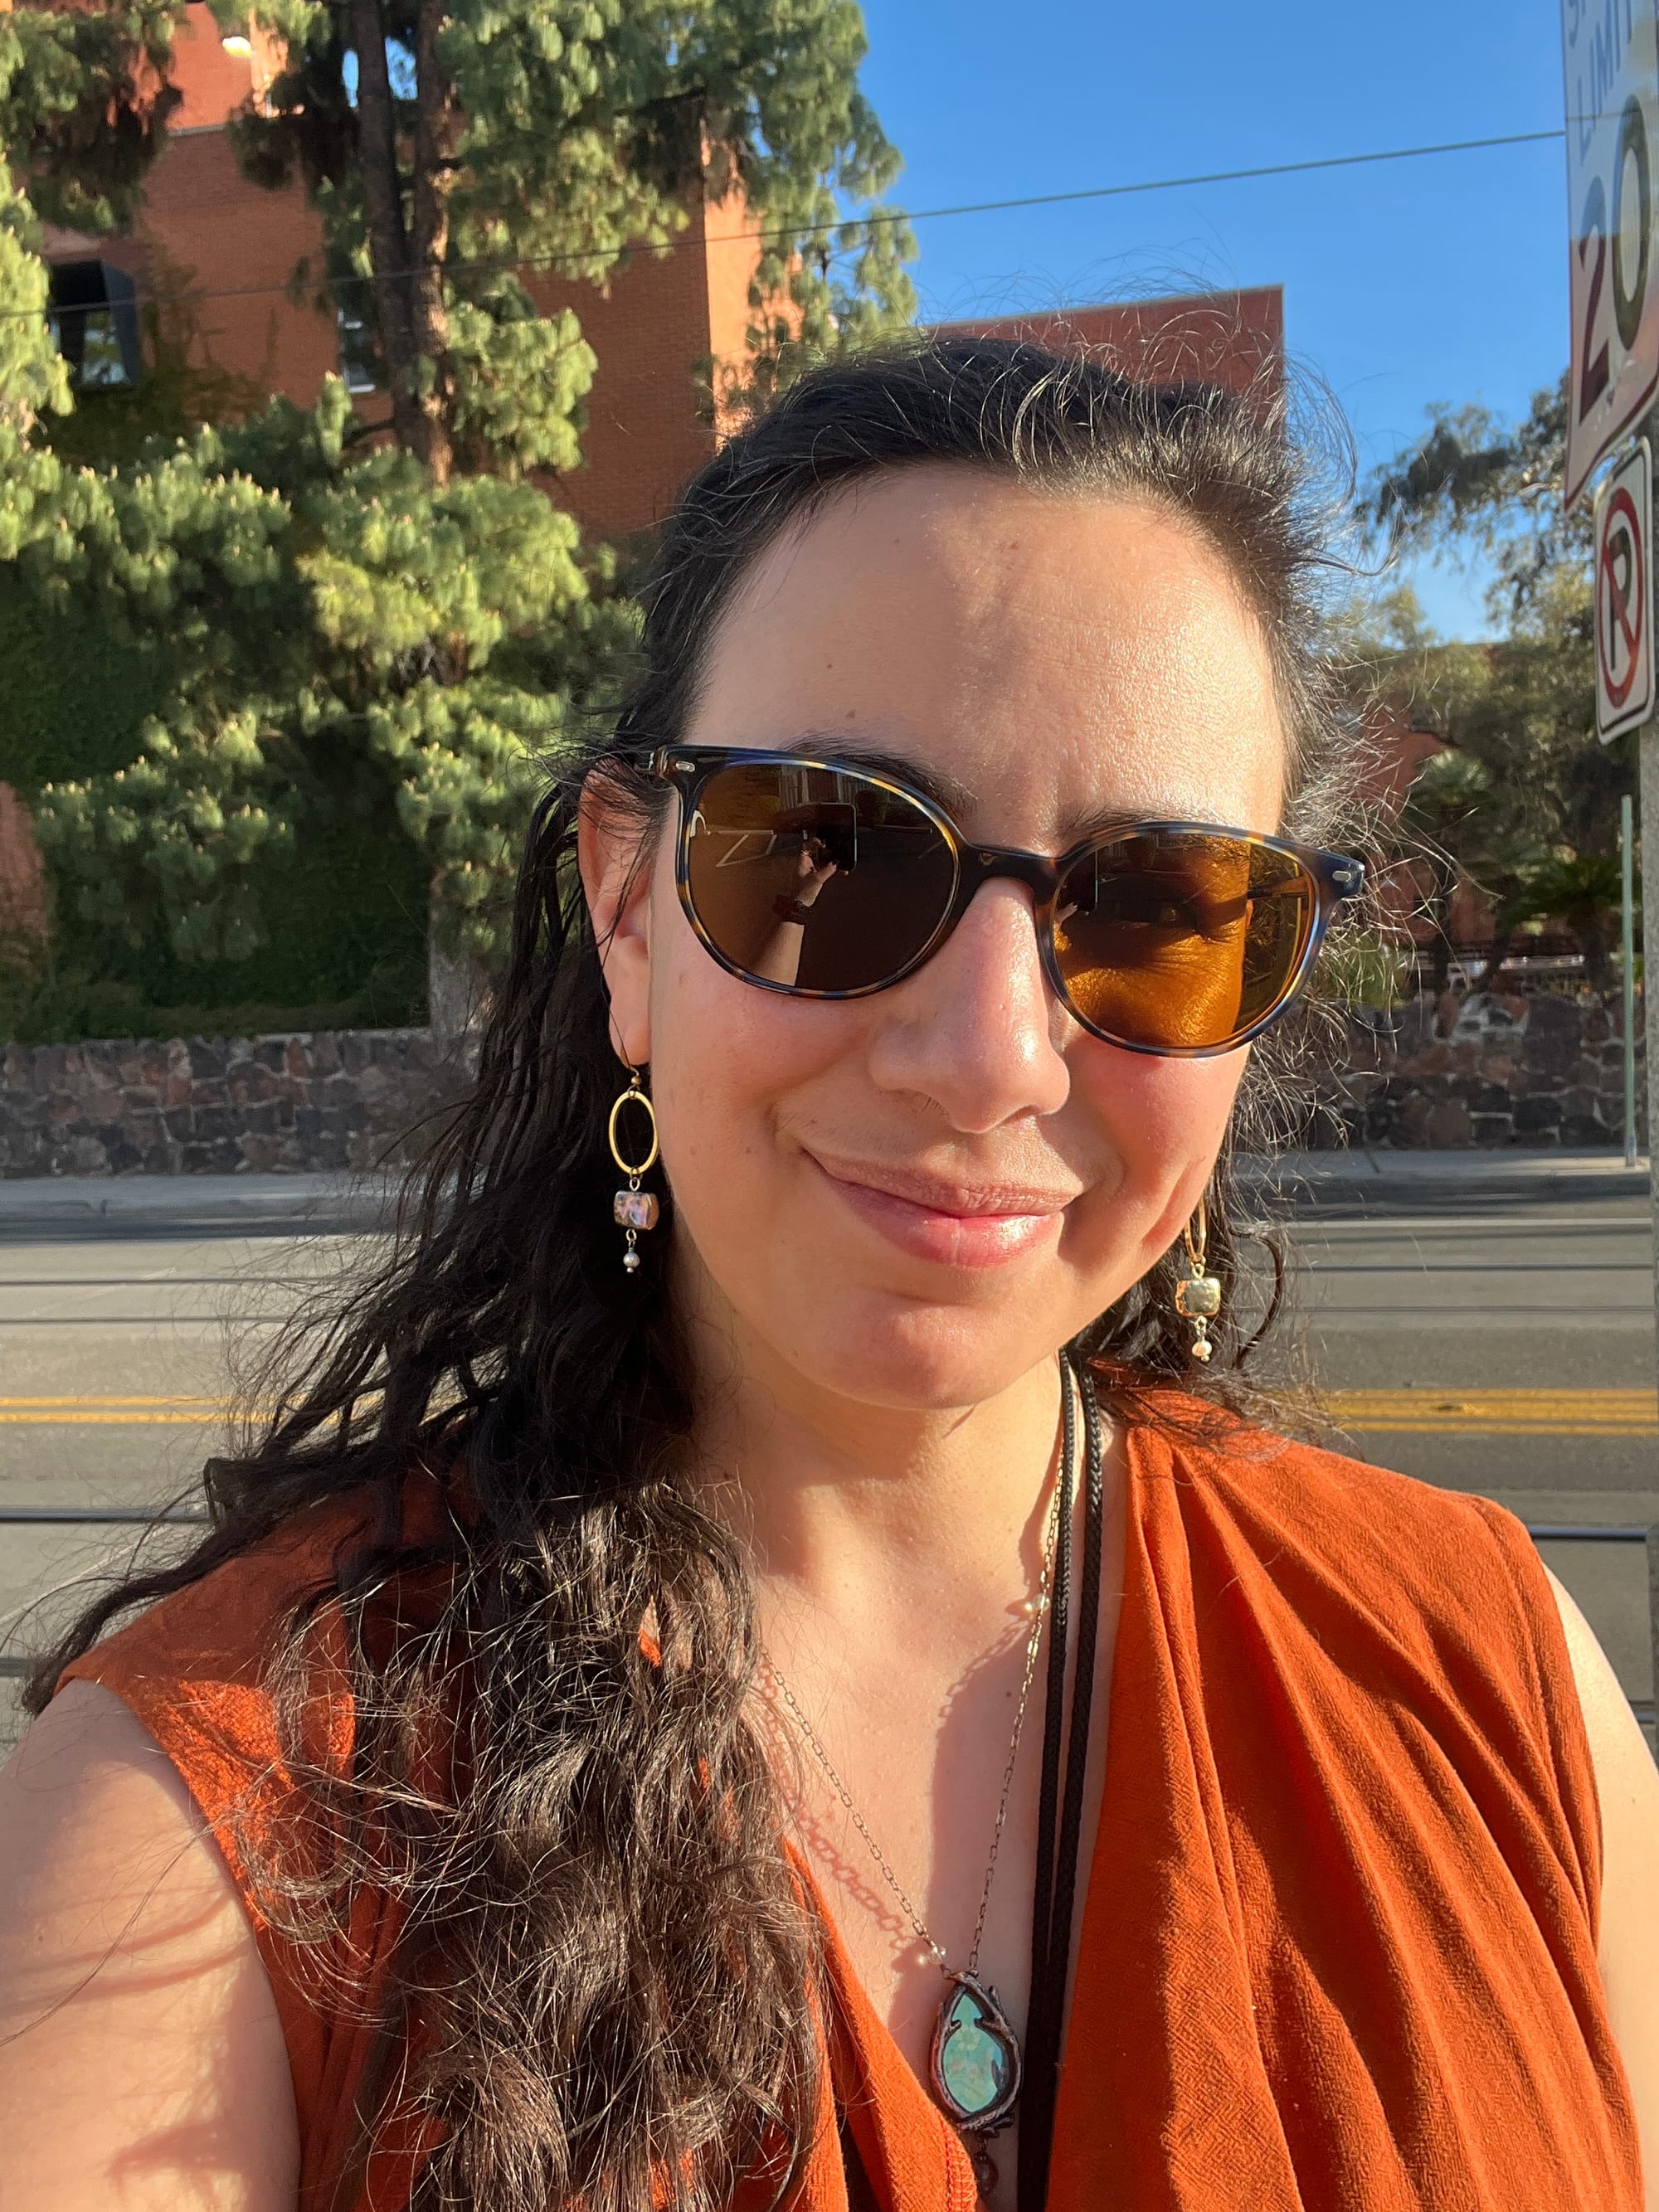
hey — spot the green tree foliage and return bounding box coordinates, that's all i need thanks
[1368,377,1588,625]
[2,1,914,1016]
[22,382,631,967]
[221,0,916,479]
[0,2,187,235]
[1360,377,1631,984]
[0,12,72,562]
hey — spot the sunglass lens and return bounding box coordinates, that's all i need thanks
[683,762,958,993]
[1053,831,1315,1049]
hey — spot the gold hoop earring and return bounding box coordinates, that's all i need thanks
[608,1067,660,1272]
[1174,1197,1222,1364]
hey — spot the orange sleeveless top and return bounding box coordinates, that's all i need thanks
[58,1404,1643,2210]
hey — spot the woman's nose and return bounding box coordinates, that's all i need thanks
[864,882,1071,1130]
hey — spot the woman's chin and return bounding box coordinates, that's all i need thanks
[775,1289,1067,1412]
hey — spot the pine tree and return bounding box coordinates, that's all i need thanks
[0,2,187,236]
[221,0,916,479]
[0,161,68,563]
[2,2,914,1015]
[18,373,631,974]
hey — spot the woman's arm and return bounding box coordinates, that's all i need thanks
[749,839,840,984]
[1545,1568,1659,2210]
[0,1677,299,2210]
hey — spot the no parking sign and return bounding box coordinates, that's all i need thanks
[1594,440,1655,741]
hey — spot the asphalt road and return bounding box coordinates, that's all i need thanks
[1275,1194,1658,1731]
[2,1182,1656,1748]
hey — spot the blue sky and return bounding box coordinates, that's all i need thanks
[854,0,1569,639]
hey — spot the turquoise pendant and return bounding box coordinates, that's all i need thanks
[929,1970,1022,2132]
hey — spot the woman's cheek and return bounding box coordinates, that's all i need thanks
[648,937,819,1236]
[1063,1045,1247,1286]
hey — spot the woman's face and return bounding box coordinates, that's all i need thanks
[585,467,1287,1412]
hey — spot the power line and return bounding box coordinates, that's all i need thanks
[8,124,1567,324]
[852,127,1567,229]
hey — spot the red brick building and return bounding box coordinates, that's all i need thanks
[32,8,335,408]
[937,287,1285,401]
[24,7,1292,540]
[31,2,771,538]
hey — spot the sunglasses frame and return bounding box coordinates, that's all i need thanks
[649,744,1365,1059]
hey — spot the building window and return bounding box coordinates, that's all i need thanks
[49,260,142,391]
[337,304,378,395]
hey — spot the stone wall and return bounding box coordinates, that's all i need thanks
[0,989,1646,1178]
[1322,989,1645,1150]
[0,1030,473,1179]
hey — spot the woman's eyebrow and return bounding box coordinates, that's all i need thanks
[1054,800,1173,843]
[773,734,1192,847]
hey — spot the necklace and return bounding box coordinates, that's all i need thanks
[761,1365,1078,2188]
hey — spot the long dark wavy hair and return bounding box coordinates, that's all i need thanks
[27,338,1363,2210]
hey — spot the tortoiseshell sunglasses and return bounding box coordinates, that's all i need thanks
[649,746,1364,1058]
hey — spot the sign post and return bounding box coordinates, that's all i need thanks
[1623,792,1638,1166]
[1567,0,1659,1300]
[1591,447,1652,1174]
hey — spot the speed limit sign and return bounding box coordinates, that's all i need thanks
[1562,1,1659,505]
[1595,440,1654,739]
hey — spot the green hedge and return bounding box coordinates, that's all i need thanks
[0,575,428,1040]
[0,571,167,791]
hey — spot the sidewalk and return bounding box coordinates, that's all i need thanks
[1243,1149,1653,1214]
[0,1169,400,1237]
[0,1150,1649,1235]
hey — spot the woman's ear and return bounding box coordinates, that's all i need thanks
[577,778,654,1067]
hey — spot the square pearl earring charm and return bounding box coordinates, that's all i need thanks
[1176,1198,1222,1363]
[614,1189,660,1233]
[1175,1271,1223,1362]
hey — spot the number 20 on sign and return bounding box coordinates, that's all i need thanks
[1561,0,1659,506]
[1595,440,1654,741]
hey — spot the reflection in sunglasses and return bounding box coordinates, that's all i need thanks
[667,751,1345,1053]
[1055,840,1260,1050]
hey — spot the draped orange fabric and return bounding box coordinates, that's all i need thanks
[57,1403,1643,2210]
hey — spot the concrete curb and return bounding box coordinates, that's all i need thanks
[0,1150,1650,1234]
[1240,1150,1652,1213]
[0,1169,400,1237]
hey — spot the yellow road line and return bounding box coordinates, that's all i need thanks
[1326,1389,1659,1435]
[0,1396,224,1426]
[0,1411,221,1425]
[0,1391,1654,1437]
[1340,1423,1658,1437]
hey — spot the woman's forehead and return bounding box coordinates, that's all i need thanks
[689,467,1286,837]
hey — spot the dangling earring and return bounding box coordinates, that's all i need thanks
[608,1066,660,1272]
[1174,1197,1223,1363]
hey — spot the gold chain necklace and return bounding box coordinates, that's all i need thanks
[760,1380,1073,2188]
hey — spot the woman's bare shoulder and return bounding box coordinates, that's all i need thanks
[1543,1570,1659,2208]
[0,1677,300,2211]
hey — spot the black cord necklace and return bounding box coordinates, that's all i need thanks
[1018,1358,1105,2212]
[765,1354,1106,2203]
[763,1355,1086,2198]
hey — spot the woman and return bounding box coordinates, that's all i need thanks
[2,340,1654,2212]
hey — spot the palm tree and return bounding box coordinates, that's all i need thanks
[1512,851,1627,991]
[1399,748,1544,997]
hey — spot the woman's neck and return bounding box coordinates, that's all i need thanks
[685,1315,1069,1652]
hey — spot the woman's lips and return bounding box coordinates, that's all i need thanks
[805,1152,1074,1270]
